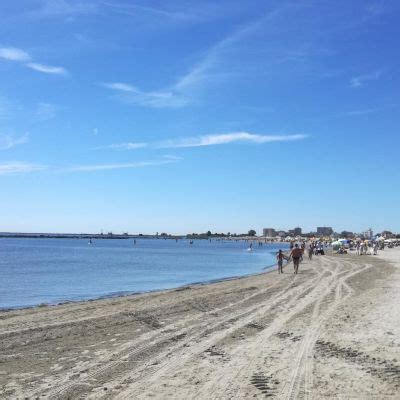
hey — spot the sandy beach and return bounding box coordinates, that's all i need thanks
[1,249,400,399]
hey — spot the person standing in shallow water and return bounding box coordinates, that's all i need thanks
[290,244,302,274]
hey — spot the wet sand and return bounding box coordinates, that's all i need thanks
[1,248,400,399]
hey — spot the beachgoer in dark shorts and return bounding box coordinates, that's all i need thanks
[290,244,302,274]
[277,249,286,274]
[300,242,305,261]
[308,246,313,260]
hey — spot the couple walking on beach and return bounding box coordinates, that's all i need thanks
[277,244,303,274]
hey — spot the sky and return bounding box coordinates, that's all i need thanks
[0,0,399,235]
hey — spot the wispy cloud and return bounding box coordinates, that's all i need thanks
[65,156,181,172]
[101,82,135,92]
[101,1,221,24]
[0,156,181,176]
[159,132,307,148]
[101,142,148,150]
[350,70,383,88]
[27,62,67,75]
[0,162,45,176]
[0,46,68,75]
[99,5,305,108]
[0,47,31,62]
[98,16,256,108]
[0,133,29,150]
[100,82,188,109]
[103,132,307,151]
[174,6,292,92]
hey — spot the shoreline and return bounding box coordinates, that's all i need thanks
[1,238,289,312]
[0,259,281,312]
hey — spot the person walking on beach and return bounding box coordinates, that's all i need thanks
[276,250,286,274]
[290,244,302,274]
[300,241,305,261]
[308,243,313,260]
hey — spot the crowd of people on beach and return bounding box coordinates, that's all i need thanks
[333,238,394,255]
[276,237,400,274]
[355,241,379,255]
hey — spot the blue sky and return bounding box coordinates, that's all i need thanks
[0,0,399,235]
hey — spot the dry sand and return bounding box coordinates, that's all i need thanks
[1,248,400,399]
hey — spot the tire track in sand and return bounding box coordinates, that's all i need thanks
[111,267,328,399]
[283,260,372,400]
[35,269,320,398]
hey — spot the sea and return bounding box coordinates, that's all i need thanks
[0,238,289,309]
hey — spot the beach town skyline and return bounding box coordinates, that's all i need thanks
[0,226,398,240]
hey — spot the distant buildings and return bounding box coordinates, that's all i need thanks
[361,228,373,240]
[317,227,333,236]
[263,228,276,237]
[340,231,354,238]
[293,227,302,236]
[381,230,395,238]
[260,226,343,238]
[262,227,302,237]
[287,227,302,236]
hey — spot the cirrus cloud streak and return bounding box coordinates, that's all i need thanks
[159,132,307,148]
[0,162,45,176]
[0,47,31,61]
[102,132,307,151]
[26,62,67,75]
[100,82,187,109]
[64,156,182,172]
[0,46,68,75]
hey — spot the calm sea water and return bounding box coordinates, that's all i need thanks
[0,238,288,309]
